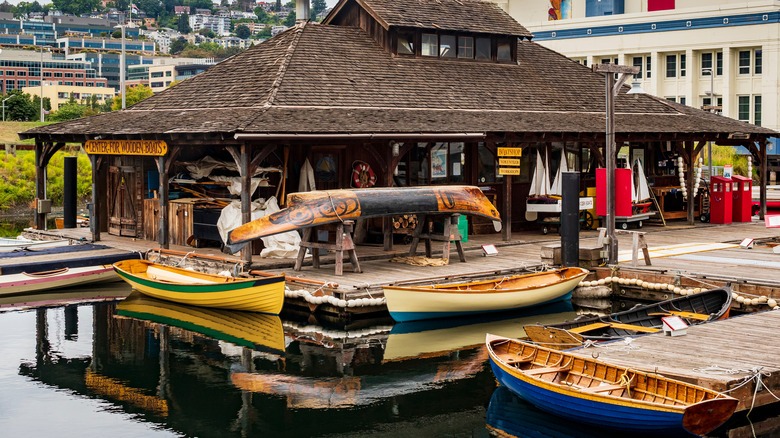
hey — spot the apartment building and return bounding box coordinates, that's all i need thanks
[22,82,115,111]
[56,36,156,55]
[189,14,231,36]
[0,49,107,94]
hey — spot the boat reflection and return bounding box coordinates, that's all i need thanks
[487,386,623,438]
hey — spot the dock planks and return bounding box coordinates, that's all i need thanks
[567,310,780,411]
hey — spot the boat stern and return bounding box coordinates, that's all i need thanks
[682,397,738,436]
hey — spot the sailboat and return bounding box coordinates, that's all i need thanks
[549,150,568,198]
[528,151,551,199]
[632,159,652,213]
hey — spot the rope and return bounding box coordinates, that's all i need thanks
[693,366,780,418]
[326,192,344,223]
[619,370,634,397]
[176,250,196,266]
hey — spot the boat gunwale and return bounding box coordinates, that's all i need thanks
[384,268,588,294]
[113,260,285,292]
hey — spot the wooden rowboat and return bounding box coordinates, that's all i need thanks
[0,265,119,296]
[0,236,71,252]
[112,259,285,314]
[116,292,285,355]
[486,334,738,436]
[383,267,588,322]
[227,186,501,250]
[524,287,731,349]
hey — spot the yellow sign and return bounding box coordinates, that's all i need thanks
[498,167,521,176]
[498,158,521,166]
[85,140,168,156]
[497,147,522,157]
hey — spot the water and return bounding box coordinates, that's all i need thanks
[0,285,778,437]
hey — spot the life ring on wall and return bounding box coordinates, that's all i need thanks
[352,161,376,188]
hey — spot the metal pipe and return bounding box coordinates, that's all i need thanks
[605,72,617,265]
[233,132,486,140]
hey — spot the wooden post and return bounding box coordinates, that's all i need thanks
[157,156,169,249]
[90,154,101,242]
[383,141,394,251]
[240,144,252,264]
[34,140,47,230]
[686,141,695,225]
[503,174,512,241]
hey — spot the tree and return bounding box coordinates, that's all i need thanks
[112,84,154,111]
[51,103,87,122]
[178,13,191,34]
[253,6,267,21]
[235,24,250,39]
[169,36,187,54]
[274,0,281,12]
[112,29,122,38]
[199,27,216,38]
[283,10,296,27]
[311,0,327,20]
[5,91,36,121]
[52,0,100,16]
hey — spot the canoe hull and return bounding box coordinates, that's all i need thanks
[0,265,119,296]
[486,334,737,436]
[384,267,587,322]
[113,260,285,314]
[228,185,500,247]
[0,238,71,252]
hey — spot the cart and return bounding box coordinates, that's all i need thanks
[613,211,655,230]
[538,210,595,235]
[526,197,595,235]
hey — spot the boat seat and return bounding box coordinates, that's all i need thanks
[668,311,711,321]
[582,383,627,393]
[606,323,661,333]
[569,322,611,334]
[498,353,534,365]
[525,366,570,376]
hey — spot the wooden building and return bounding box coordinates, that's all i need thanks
[20,0,777,263]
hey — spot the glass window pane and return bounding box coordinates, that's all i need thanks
[422,34,438,57]
[738,95,750,121]
[440,35,456,58]
[680,54,686,77]
[476,38,491,60]
[716,51,723,75]
[738,50,750,74]
[398,33,414,55]
[458,36,473,59]
[449,142,465,182]
[477,143,496,183]
[754,95,762,126]
[755,50,762,74]
[497,42,511,61]
[632,56,643,79]
[430,142,448,181]
[646,56,652,78]
[666,55,676,78]
[701,52,712,73]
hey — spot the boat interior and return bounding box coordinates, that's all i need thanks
[429,267,585,291]
[114,260,238,284]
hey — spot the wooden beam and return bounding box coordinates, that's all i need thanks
[760,140,768,219]
[34,140,47,230]
[249,144,277,175]
[240,144,253,263]
[383,141,393,251]
[89,154,101,242]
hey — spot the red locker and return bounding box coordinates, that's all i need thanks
[731,175,752,222]
[596,168,632,217]
[710,176,732,224]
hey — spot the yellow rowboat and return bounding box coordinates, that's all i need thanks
[112,259,285,314]
[116,292,285,355]
[383,267,588,322]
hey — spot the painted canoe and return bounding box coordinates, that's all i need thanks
[524,286,732,349]
[116,292,285,355]
[0,236,71,252]
[486,334,738,436]
[382,267,588,322]
[0,265,119,296]
[227,185,501,250]
[112,259,285,314]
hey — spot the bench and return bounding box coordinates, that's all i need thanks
[569,322,611,334]
[525,366,571,376]
[569,321,660,334]
[582,384,626,393]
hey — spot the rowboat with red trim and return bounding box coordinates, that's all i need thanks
[486,334,737,437]
[0,236,71,252]
[112,259,285,314]
[0,265,119,296]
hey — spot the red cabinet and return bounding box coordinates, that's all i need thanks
[731,175,752,222]
[710,176,732,224]
[596,168,632,217]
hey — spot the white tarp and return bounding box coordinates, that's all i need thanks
[209,175,271,196]
[217,196,301,258]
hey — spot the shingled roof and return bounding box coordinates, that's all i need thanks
[324,0,534,39]
[21,10,776,141]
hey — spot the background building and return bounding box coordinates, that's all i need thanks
[22,82,115,111]
[0,49,107,94]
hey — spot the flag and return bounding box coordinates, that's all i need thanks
[42,109,49,114]
[131,3,138,11]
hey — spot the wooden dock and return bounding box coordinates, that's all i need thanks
[567,309,780,411]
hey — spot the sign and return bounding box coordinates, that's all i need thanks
[497,147,522,157]
[481,244,498,257]
[662,315,688,337]
[498,167,521,176]
[85,139,168,156]
[579,197,594,210]
[766,215,780,228]
[739,238,754,249]
[498,158,521,166]
[723,164,733,178]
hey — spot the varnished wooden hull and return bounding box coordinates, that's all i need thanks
[227,186,501,247]
[0,265,119,296]
[383,267,587,322]
[524,287,732,348]
[486,334,737,436]
[113,259,285,314]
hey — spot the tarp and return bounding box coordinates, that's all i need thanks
[217,197,301,258]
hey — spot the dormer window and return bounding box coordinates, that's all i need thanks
[440,35,456,58]
[422,33,438,57]
[497,40,512,61]
[476,38,491,60]
[458,36,473,58]
[398,32,414,55]
[396,30,513,63]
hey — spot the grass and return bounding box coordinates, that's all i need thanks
[0,121,51,145]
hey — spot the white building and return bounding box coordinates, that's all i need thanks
[490,0,779,147]
[189,13,231,36]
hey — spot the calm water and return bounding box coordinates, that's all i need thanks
[0,284,777,437]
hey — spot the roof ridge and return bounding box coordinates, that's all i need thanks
[237,21,307,132]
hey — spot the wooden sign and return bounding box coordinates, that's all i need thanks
[85,139,168,156]
[497,147,522,157]
[498,167,521,176]
[498,158,521,166]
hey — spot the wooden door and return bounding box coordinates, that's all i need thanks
[108,161,143,237]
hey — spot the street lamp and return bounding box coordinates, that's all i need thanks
[2,96,12,121]
[40,46,51,122]
[702,68,715,180]
[592,63,642,265]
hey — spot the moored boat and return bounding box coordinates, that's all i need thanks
[0,265,119,296]
[227,185,501,250]
[0,236,71,252]
[486,334,738,436]
[383,267,588,322]
[112,259,285,314]
[524,286,732,349]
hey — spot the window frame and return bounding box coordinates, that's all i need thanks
[665,54,677,78]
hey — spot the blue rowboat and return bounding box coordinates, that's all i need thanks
[486,334,737,437]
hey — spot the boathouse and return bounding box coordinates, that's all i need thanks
[20,0,777,262]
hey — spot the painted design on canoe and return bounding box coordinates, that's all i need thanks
[112,259,285,314]
[524,286,732,349]
[486,334,738,436]
[383,267,587,322]
[228,186,501,247]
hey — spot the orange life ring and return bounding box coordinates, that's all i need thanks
[352,161,376,188]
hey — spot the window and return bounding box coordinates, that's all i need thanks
[666,55,676,78]
[43,72,52,77]
[398,32,414,55]
[75,82,83,86]
[458,36,473,59]
[680,54,686,77]
[421,34,438,57]
[439,35,456,58]
[666,97,676,103]
[17,80,25,87]
[58,92,68,98]
[703,97,711,106]
[632,56,643,79]
[497,41,511,61]
[151,71,164,78]
[165,71,172,77]
[701,52,712,74]
[476,37,490,60]
[76,73,83,78]
[151,81,164,87]
[716,52,723,75]
[64,81,73,86]
[679,96,686,105]
[754,95,762,126]
[64,72,73,78]
[17,71,25,77]
[738,95,750,121]
[5,71,14,76]
[738,50,750,74]
[755,50,762,75]
[54,72,63,78]
[5,80,14,90]
[646,56,652,78]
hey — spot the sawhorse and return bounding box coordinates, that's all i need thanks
[294,220,362,276]
[598,227,651,267]
[408,213,466,263]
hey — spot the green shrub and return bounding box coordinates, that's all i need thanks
[0,149,91,210]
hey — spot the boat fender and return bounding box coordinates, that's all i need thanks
[603,277,612,284]
[736,296,745,304]
[629,278,638,285]
[611,276,619,284]
[768,298,777,308]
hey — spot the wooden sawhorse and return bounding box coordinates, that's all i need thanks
[598,227,651,266]
[408,213,466,263]
[294,220,362,276]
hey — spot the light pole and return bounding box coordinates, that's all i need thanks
[592,63,641,265]
[702,68,715,179]
[40,46,50,122]
[2,96,11,121]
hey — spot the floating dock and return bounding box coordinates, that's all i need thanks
[567,309,780,412]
